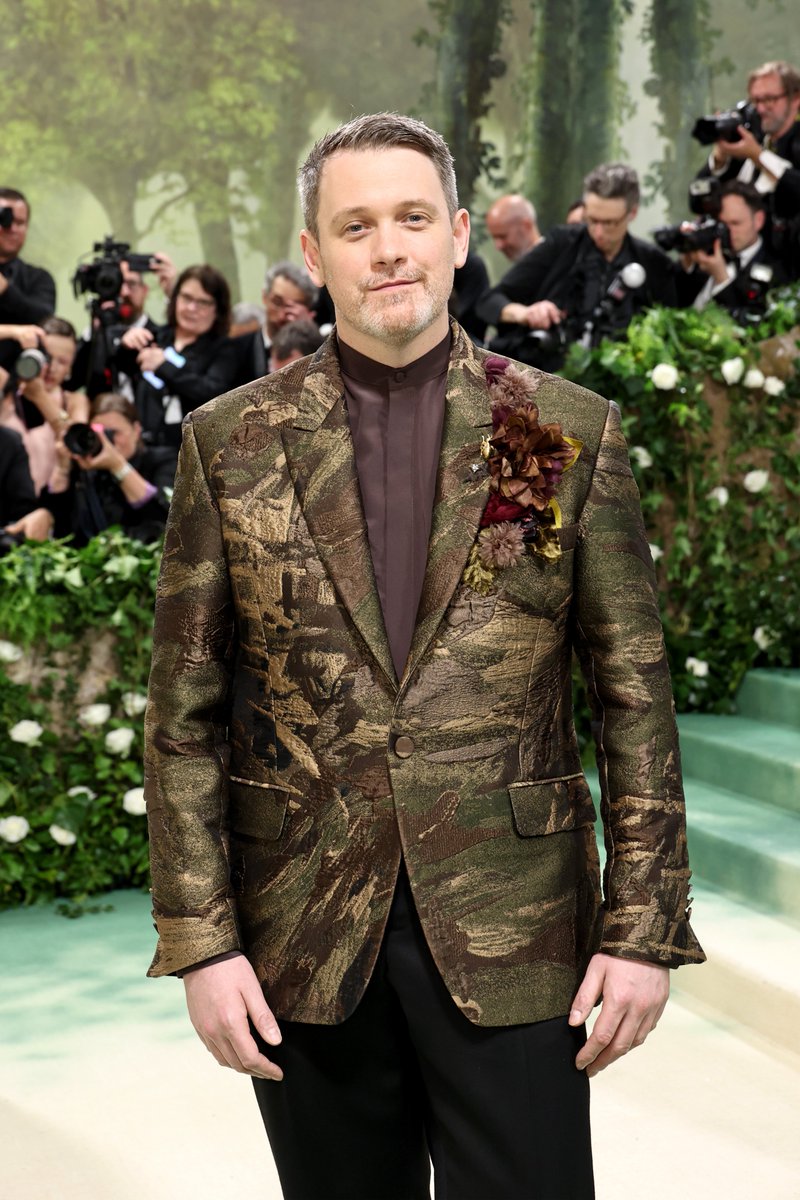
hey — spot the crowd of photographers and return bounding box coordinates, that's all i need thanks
[1,57,799,551]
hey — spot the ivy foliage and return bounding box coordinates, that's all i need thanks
[562,288,800,715]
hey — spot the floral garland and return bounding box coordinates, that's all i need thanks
[463,357,582,595]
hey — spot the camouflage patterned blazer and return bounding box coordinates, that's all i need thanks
[144,321,704,1027]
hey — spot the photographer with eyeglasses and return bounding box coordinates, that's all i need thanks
[695,61,800,257]
[0,188,57,372]
[111,263,240,447]
[476,163,677,371]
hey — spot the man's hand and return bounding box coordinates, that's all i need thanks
[183,954,284,1081]
[121,325,154,352]
[5,508,55,542]
[137,344,167,373]
[500,299,564,329]
[718,125,763,164]
[0,323,46,348]
[569,952,669,1078]
[694,238,729,285]
[152,251,177,299]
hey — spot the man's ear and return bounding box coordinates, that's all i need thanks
[452,208,471,270]
[300,230,325,287]
[755,209,766,234]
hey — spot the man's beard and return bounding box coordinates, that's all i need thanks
[346,270,451,348]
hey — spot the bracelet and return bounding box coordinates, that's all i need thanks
[112,462,133,484]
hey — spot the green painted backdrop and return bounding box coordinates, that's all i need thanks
[2,0,798,328]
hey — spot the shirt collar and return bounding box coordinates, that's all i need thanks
[337,330,451,387]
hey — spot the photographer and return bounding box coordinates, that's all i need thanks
[112,264,239,448]
[0,427,54,546]
[697,62,800,237]
[676,181,791,316]
[44,392,177,546]
[0,316,87,492]
[0,188,56,371]
[476,163,677,370]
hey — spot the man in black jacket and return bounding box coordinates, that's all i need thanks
[477,163,677,370]
[0,188,56,371]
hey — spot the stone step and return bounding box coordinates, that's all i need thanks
[735,669,800,732]
[671,881,800,1060]
[684,779,800,925]
[677,713,800,816]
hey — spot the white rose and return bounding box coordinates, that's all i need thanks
[105,727,136,756]
[67,785,96,801]
[0,815,30,843]
[49,824,77,846]
[743,367,765,390]
[630,445,653,469]
[9,719,44,745]
[650,363,679,390]
[78,703,112,727]
[708,486,729,507]
[743,469,769,494]
[753,626,774,651]
[122,786,147,816]
[649,544,664,562]
[720,357,745,385]
[0,640,23,663]
[685,656,709,678]
[121,691,148,718]
[763,375,785,396]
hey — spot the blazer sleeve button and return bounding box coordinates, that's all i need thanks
[393,735,415,759]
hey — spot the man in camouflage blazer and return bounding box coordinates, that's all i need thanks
[145,113,703,1200]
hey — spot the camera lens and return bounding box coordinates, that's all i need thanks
[15,348,49,381]
[63,423,102,457]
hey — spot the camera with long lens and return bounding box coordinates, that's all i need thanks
[63,423,116,458]
[14,343,51,381]
[653,218,731,256]
[691,99,762,146]
[0,206,14,230]
[72,236,156,303]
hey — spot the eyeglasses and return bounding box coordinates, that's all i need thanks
[749,92,787,107]
[584,213,630,230]
[177,291,215,309]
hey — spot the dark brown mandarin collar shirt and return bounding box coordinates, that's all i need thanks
[338,331,451,680]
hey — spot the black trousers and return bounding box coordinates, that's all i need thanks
[252,865,594,1200]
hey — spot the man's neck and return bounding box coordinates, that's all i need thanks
[333,313,451,368]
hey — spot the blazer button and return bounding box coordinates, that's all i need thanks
[394,735,415,759]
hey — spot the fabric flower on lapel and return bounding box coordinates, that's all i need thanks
[462,357,582,595]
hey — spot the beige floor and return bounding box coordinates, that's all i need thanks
[3,891,800,1199]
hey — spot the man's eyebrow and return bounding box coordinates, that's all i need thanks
[329,199,440,225]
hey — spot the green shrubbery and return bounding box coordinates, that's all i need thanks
[1,292,798,907]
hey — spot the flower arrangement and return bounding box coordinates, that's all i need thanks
[463,357,582,594]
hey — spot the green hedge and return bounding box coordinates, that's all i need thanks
[1,290,799,907]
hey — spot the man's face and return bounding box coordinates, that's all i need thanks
[42,333,76,389]
[119,264,149,322]
[486,212,533,261]
[0,200,29,262]
[583,192,636,261]
[262,274,309,339]
[748,72,800,139]
[720,194,763,254]
[301,147,469,363]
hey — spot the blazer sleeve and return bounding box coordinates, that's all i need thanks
[571,399,704,968]
[144,413,241,976]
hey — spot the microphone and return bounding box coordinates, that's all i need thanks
[605,261,646,304]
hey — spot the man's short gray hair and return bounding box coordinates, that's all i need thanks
[297,112,459,239]
[582,163,640,211]
[263,261,318,309]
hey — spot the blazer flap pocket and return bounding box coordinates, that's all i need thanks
[509,774,596,836]
[228,777,290,840]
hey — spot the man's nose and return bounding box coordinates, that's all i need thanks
[371,223,407,267]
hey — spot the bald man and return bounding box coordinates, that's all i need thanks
[485,194,541,262]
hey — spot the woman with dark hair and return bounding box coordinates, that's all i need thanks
[44,392,178,545]
[113,263,239,447]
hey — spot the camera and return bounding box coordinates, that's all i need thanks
[14,344,51,381]
[0,206,14,230]
[525,324,568,355]
[0,529,24,557]
[63,423,115,458]
[653,217,731,256]
[72,236,156,303]
[691,100,762,146]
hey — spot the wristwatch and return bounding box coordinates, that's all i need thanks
[112,462,133,483]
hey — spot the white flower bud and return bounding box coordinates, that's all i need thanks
[763,376,785,396]
[685,656,710,678]
[121,692,148,717]
[649,544,664,562]
[9,719,44,745]
[630,445,653,469]
[122,787,147,816]
[708,486,729,506]
[105,727,136,756]
[78,703,112,727]
[650,363,679,390]
[0,815,31,843]
[743,368,765,390]
[743,469,769,494]
[0,640,23,663]
[753,626,774,651]
[720,357,745,385]
[49,824,77,846]
[67,786,97,801]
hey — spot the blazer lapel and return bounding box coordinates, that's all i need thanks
[281,339,397,690]
[402,326,492,686]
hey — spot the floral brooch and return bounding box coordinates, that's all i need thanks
[462,356,582,595]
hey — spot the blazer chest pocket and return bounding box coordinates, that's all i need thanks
[508,774,596,836]
[228,777,291,840]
